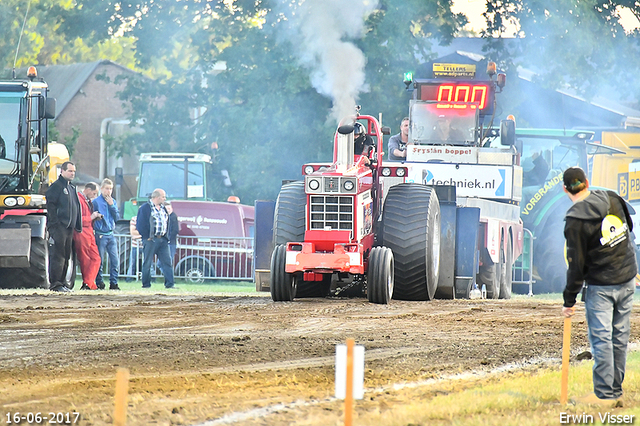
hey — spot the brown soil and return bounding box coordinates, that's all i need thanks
[0,291,637,426]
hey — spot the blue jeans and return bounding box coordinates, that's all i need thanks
[157,243,177,276]
[142,237,174,288]
[585,278,635,399]
[95,233,119,286]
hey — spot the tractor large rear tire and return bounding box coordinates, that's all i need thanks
[273,181,306,246]
[367,246,394,304]
[270,244,296,301]
[382,184,440,301]
[0,237,49,289]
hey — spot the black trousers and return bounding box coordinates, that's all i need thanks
[49,225,74,287]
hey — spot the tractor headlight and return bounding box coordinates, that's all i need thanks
[308,179,320,190]
[4,197,17,207]
[396,168,406,177]
[343,180,355,191]
[304,165,315,175]
[381,167,391,177]
[16,197,26,206]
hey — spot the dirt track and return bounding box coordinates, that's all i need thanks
[0,291,637,425]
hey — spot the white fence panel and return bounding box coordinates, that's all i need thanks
[111,233,254,282]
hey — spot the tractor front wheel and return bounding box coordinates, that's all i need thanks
[270,244,296,301]
[367,246,394,304]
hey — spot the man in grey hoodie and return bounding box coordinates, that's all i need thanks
[562,166,636,405]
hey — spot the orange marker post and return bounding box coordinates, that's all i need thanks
[113,368,130,426]
[344,338,355,426]
[560,317,572,405]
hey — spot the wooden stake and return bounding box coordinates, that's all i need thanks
[344,338,355,426]
[560,317,572,405]
[113,368,130,426]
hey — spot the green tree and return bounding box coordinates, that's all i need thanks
[105,0,466,203]
[0,0,137,69]
[483,0,640,107]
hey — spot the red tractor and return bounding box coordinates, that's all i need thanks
[270,113,441,304]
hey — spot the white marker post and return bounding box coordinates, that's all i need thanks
[335,339,365,426]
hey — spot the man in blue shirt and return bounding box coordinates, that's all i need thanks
[388,117,409,161]
[93,178,120,290]
[136,188,175,289]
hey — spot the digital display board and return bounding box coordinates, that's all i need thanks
[417,81,495,115]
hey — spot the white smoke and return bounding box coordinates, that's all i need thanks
[281,0,379,123]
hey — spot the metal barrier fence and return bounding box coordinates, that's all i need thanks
[512,228,535,296]
[107,234,254,283]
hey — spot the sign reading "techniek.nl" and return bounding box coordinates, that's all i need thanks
[406,163,514,200]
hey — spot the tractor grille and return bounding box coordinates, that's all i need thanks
[309,196,353,231]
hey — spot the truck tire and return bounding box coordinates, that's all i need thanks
[382,183,440,301]
[367,246,394,304]
[179,257,212,283]
[270,244,296,301]
[499,235,513,299]
[0,237,49,289]
[273,181,306,246]
[529,196,571,294]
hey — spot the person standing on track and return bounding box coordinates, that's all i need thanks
[74,182,102,290]
[93,178,120,290]
[46,161,82,292]
[561,166,636,405]
[136,188,175,289]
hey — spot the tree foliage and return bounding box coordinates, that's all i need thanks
[483,0,640,106]
[101,0,467,203]
[0,0,137,69]
[5,0,640,203]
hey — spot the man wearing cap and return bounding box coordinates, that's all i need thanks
[561,166,636,405]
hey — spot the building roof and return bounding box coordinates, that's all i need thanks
[12,60,135,116]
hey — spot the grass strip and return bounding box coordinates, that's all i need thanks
[355,351,640,426]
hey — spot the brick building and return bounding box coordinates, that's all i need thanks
[34,60,140,203]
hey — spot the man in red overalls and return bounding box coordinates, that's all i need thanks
[74,182,102,290]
